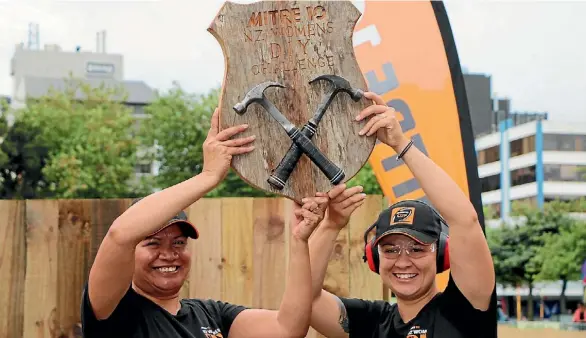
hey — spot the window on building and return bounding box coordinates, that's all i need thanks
[524,135,536,153]
[478,135,539,166]
[480,173,500,192]
[543,134,586,151]
[477,150,485,165]
[510,139,523,157]
[543,134,557,150]
[480,165,537,193]
[511,165,536,186]
[510,135,536,157]
[543,164,586,181]
[578,136,586,151]
[478,145,500,165]
[135,163,152,174]
[133,105,146,116]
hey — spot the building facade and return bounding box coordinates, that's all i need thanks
[475,119,586,218]
[463,72,548,138]
[9,42,156,176]
[475,119,586,316]
[463,73,494,137]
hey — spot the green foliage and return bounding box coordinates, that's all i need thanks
[487,224,533,287]
[543,197,586,213]
[0,119,50,198]
[206,170,275,198]
[531,219,586,282]
[483,205,498,220]
[507,202,574,281]
[2,79,386,199]
[346,162,383,195]
[0,99,11,168]
[9,78,142,198]
[139,82,214,189]
[138,83,272,197]
[487,201,586,320]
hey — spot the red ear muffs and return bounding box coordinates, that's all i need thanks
[364,240,379,273]
[362,223,380,274]
[442,237,450,271]
[435,221,450,273]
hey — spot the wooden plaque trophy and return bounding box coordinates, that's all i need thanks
[209,0,376,203]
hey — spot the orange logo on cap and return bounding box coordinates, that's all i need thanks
[390,207,415,225]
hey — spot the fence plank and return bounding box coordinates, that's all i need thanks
[56,200,93,336]
[322,223,350,299]
[222,198,254,307]
[90,199,131,267]
[252,198,288,310]
[0,200,26,338]
[349,195,385,300]
[2,196,388,337]
[23,200,59,338]
[187,198,223,300]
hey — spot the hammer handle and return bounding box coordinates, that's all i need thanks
[268,122,316,189]
[268,126,345,190]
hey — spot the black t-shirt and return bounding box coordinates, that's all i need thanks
[81,283,247,338]
[339,274,497,338]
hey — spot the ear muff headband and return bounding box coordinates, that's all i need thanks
[362,223,380,273]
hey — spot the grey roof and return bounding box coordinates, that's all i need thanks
[23,76,155,104]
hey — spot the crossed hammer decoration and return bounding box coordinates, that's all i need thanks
[233,74,364,190]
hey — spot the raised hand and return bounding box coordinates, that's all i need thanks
[202,108,256,183]
[317,184,366,229]
[291,195,329,242]
[355,92,410,153]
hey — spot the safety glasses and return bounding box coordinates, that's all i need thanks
[378,242,436,259]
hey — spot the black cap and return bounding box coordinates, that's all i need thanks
[372,200,443,246]
[131,198,199,239]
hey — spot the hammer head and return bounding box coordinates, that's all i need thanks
[309,74,364,101]
[233,81,286,115]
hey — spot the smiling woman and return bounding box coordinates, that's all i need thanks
[306,91,497,338]
[80,108,333,338]
[131,207,196,301]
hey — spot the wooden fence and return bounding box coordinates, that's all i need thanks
[0,196,390,338]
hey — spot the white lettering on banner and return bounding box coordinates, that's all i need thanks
[353,3,431,201]
[353,24,381,47]
[352,1,381,47]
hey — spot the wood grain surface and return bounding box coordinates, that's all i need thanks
[209,0,376,203]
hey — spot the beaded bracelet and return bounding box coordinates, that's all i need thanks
[397,139,414,160]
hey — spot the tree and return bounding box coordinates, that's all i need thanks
[487,201,580,320]
[138,82,213,190]
[530,218,586,313]
[0,119,51,198]
[488,221,543,320]
[543,197,586,213]
[138,83,272,197]
[206,170,276,198]
[483,204,498,220]
[0,97,52,198]
[12,77,143,198]
[346,162,383,195]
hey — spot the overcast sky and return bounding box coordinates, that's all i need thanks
[0,0,584,122]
